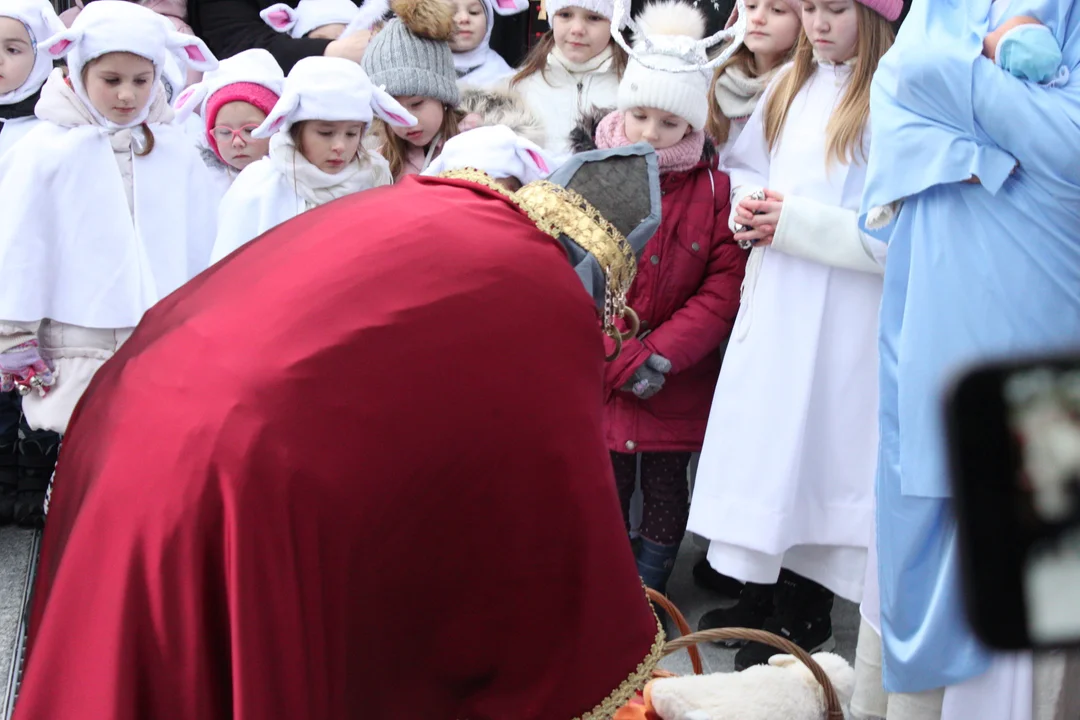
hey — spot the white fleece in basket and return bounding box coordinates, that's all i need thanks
[649,652,856,720]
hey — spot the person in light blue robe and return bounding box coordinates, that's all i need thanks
[862,0,1080,701]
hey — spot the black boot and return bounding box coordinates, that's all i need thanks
[733,569,835,670]
[692,558,745,598]
[0,393,20,525]
[696,580,775,646]
[15,422,59,529]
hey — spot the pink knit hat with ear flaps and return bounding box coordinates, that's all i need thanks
[725,0,902,28]
[205,82,281,161]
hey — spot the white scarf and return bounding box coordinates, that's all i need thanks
[713,62,779,121]
[549,45,614,75]
[267,131,392,207]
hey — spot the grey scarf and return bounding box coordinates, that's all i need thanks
[713,63,779,121]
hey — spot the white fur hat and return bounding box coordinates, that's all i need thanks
[252,55,415,137]
[617,1,711,130]
[544,0,622,26]
[0,0,67,104]
[173,48,285,122]
[41,0,217,128]
[261,0,388,39]
[422,124,552,184]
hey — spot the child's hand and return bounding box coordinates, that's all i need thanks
[734,189,784,247]
[324,29,371,62]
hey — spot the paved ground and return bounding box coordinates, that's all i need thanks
[0,527,36,718]
[657,536,861,675]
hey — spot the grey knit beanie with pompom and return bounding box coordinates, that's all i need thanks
[361,0,459,106]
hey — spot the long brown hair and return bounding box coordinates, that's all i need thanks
[510,30,628,85]
[763,4,894,166]
[371,105,464,180]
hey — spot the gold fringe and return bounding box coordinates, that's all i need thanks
[575,609,665,719]
[436,169,639,353]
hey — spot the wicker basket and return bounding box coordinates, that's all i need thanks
[644,588,844,720]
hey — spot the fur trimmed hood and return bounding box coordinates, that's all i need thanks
[459,85,545,148]
[569,106,717,163]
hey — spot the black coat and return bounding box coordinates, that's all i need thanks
[187,0,340,72]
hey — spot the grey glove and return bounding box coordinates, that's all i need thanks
[645,354,672,374]
[621,354,671,400]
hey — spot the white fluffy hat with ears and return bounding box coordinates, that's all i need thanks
[422,124,553,184]
[41,0,217,128]
[261,0,388,39]
[0,0,66,105]
[173,48,285,122]
[252,55,416,137]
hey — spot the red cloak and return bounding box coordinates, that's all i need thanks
[14,176,662,720]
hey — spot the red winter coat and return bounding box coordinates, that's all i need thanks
[602,161,747,453]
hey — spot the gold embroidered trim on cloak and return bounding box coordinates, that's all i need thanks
[575,612,665,720]
[437,169,639,353]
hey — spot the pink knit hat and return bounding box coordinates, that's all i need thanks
[205,82,281,161]
[726,0,903,28]
[856,0,902,22]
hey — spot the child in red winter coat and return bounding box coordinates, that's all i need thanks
[568,0,747,594]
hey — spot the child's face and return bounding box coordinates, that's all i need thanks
[298,120,365,173]
[743,0,802,69]
[84,52,155,125]
[391,96,445,147]
[801,0,859,63]
[211,101,271,171]
[624,107,691,151]
[308,23,346,40]
[448,0,486,52]
[0,18,36,95]
[552,7,612,65]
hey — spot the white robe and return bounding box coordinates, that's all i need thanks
[686,61,883,603]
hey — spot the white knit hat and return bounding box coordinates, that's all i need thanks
[261,0,388,39]
[422,124,552,184]
[544,0,621,26]
[173,49,285,122]
[252,55,416,137]
[41,0,217,128]
[0,0,67,104]
[617,1,711,130]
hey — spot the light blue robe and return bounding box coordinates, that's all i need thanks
[863,0,1080,694]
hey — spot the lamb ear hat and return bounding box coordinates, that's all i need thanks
[251,55,415,138]
[0,0,67,105]
[423,125,553,184]
[41,0,217,128]
[261,0,389,39]
[173,48,285,123]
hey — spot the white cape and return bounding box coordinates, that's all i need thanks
[458,51,515,89]
[0,121,219,329]
[0,116,43,159]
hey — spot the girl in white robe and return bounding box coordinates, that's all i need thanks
[0,0,220,437]
[686,0,900,670]
[0,0,65,158]
[211,56,411,263]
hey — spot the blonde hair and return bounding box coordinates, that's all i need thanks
[371,106,464,180]
[763,4,894,166]
[511,30,628,85]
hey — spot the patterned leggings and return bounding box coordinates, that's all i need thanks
[611,451,692,546]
